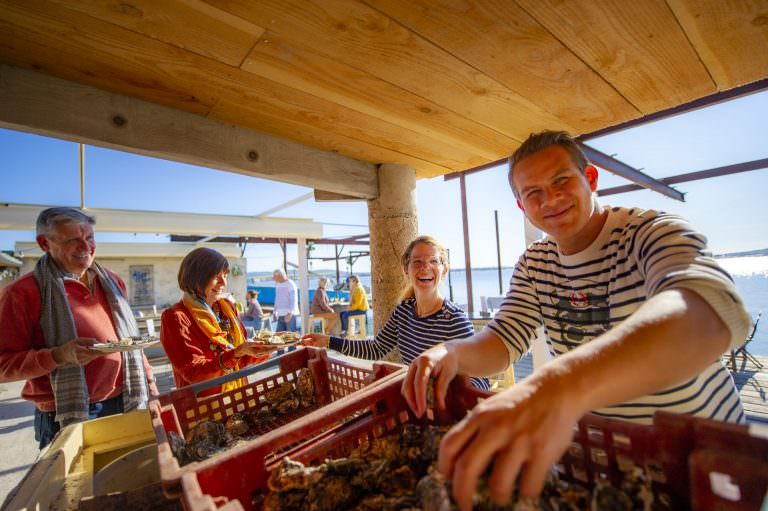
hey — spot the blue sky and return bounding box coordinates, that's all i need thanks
[1,90,767,274]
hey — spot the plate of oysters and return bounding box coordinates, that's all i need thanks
[253,330,302,346]
[90,335,160,353]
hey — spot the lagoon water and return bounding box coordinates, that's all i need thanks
[260,256,766,356]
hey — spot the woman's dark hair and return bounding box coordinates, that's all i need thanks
[247,290,258,299]
[178,247,230,297]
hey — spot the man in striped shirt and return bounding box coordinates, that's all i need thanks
[402,130,751,511]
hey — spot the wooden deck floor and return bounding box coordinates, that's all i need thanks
[725,353,767,424]
[513,352,768,425]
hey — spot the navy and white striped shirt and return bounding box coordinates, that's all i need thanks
[488,207,750,424]
[329,298,489,390]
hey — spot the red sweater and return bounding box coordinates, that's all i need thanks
[160,301,264,395]
[0,271,153,412]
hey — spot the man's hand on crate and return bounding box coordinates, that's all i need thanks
[437,372,581,511]
[403,330,510,417]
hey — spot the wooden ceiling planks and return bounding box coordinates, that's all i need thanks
[206,0,574,140]
[240,32,518,162]
[516,0,715,113]
[667,0,768,89]
[363,0,638,132]
[0,0,219,113]
[44,0,265,67]
[0,0,477,175]
[0,0,764,181]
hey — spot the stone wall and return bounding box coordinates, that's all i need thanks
[18,256,248,309]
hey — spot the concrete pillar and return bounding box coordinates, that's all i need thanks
[367,163,418,337]
[297,237,309,334]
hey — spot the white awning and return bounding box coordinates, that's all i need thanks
[0,252,22,267]
[0,203,323,238]
[14,242,243,259]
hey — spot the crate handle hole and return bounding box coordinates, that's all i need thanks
[709,472,741,502]
[612,432,631,449]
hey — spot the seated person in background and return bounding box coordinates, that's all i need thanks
[310,277,338,334]
[272,268,299,332]
[302,236,488,390]
[338,275,369,335]
[402,130,751,510]
[161,248,278,395]
[0,207,154,449]
[240,290,264,335]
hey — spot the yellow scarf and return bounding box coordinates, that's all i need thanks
[182,293,247,392]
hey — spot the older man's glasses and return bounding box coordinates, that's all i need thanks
[409,257,443,269]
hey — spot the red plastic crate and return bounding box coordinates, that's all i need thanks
[180,375,489,511]
[181,372,768,511]
[150,347,404,497]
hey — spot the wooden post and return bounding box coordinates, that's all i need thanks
[367,164,417,340]
[79,143,85,209]
[460,174,474,313]
[495,210,503,295]
[334,244,341,285]
[524,218,551,370]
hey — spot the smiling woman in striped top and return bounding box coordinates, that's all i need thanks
[301,235,489,390]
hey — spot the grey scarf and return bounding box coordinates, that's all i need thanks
[35,254,149,426]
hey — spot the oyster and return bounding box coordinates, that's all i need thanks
[168,431,189,466]
[268,458,325,492]
[184,420,227,461]
[591,477,633,511]
[275,396,301,414]
[307,475,359,511]
[415,470,453,511]
[224,412,250,437]
[265,381,295,404]
[296,367,316,407]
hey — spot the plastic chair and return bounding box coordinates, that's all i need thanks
[348,315,367,339]
[730,312,763,372]
[480,296,505,316]
[308,315,327,334]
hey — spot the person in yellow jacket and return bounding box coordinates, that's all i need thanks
[339,275,368,335]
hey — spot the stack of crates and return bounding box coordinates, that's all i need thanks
[177,372,768,511]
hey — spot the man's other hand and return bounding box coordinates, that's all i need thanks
[401,343,458,418]
[438,373,582,511]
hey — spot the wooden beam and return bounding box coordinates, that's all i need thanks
[0,65,378,199]
[314,190,366,202]
[579,143,685,202]
[598,158,768,197]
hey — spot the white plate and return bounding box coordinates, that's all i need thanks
[250,338,302,347]
[90,339,160,353]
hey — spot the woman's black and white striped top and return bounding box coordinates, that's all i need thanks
[329,298,489,390]
[487,206,750,424]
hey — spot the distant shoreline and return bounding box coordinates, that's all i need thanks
[714,248,768,258]
[247,250,768,278]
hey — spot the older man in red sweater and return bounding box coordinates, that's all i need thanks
[0,207,155,448]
